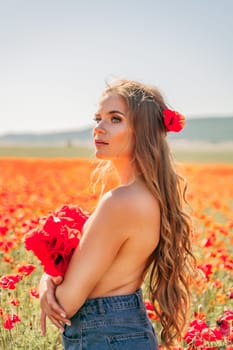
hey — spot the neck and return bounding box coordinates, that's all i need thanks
[111,158,137,186]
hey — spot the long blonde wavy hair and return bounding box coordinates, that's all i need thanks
[102,79,196,348]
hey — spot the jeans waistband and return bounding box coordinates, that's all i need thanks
[78,289,145,315]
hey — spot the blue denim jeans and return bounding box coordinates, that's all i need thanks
[62,289,158,349]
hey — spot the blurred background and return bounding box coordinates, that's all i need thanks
[0,4,232,348]
[0,0,232,161]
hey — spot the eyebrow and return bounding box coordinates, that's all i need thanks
[109,110,126,116]
[95,110,126,116]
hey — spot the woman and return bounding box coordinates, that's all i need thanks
[39,79,195,349]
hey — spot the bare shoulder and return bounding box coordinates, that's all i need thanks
[97,180,160,225]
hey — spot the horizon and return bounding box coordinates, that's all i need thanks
[1,0,233,134]
[1,114,233,137]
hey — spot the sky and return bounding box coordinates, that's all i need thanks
[1,0,233,135]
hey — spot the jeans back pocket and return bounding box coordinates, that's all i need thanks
[62,324,82,350]
[107,331,156,350]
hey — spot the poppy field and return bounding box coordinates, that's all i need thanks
[0,158,232,349]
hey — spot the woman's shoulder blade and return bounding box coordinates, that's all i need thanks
[98,183,160,221]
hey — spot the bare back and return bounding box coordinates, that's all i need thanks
[88,180,160,298]
[56,179,160,318]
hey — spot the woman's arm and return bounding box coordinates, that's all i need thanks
[39,274,71,335]
[55,190,132,317]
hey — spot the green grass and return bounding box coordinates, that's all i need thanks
[172,149,233,163]
[0,146,94,158]
[0,145,232,163]
[0,248,64,350]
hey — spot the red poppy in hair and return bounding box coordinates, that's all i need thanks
[163,109,185,132]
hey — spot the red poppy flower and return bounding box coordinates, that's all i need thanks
[201,327,223,341]
[4,315,14,329]
[227,334,233,343]
[189,319,209,331]
[193,310,206,321]
[183,328,197,344]
[197,263,213,280]
[144,299,160,321]
[0,226,8,236]
[29,287,39,298]
[11,313,20,323]
[144,299,154,311]
[0,274,23,289]
[18,264,36,276]
[24,204,88,276]
[163,109,185,132]
[3,313,21,329]
[10,298,20,306]
[219,309,233,322]
[0,240,14,253]
[194,336,204,347]
[216,319,230,337]
[3,255,14,263]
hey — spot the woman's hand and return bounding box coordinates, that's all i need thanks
[39,273,71,335]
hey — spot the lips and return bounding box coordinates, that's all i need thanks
[95,140,109,145]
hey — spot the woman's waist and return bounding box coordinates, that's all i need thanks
[88,276,143,299]
[77,288,146,316]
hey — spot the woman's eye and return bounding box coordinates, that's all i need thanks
[93,117,101,123]
[111,116,122,123]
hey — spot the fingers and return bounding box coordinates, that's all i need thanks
[47,305,71,326]
[40,310,67,335]
[46,288,70,325]
[39,273,71,333]
[51,275,63,285]
[40,310,47,336]
[48,315,65,333]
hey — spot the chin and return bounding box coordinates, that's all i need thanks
[95,151,107,160]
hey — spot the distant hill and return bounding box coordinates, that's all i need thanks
[167,116,233,143]
[0,128,93,145]
[0,116,232,145]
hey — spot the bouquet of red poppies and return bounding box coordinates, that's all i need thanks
[24,205,88,276]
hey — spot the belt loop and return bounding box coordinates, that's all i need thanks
[97,298,105,314]
[136,288,144,311]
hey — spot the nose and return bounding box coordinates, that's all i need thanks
[93,121,106,135]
